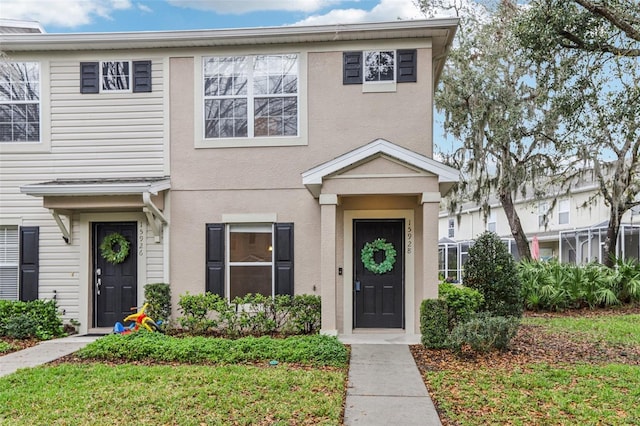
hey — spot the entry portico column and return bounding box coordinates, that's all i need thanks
[421,192,441,302]
[319,194,338,335]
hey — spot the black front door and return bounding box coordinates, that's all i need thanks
[354,219,404,328]
[94,222,137,327]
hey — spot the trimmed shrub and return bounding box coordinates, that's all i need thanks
[77,332,348,367]
[0,299,64,340]
[439,282,484,329]
[463,231,523,318]
[144,283,172,324]
[420,299,449,349]
[176,292,321,337]
[448,313,520,353]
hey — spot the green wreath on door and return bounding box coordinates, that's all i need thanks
[361,238,396,274]
[100,232,130,265]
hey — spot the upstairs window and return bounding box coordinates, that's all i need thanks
[538,201,548,227]
[0,62,40,143]
[343,49,417,85]
[558,199,570,225]
[80,60,152,94]
[364,51,395,82]
[203,54,298,139]
[101,61,130,92]
[448,218,455,238]
[487,211,497,233]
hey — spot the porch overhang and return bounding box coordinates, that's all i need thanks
[301,139,459,198]
[20,177,170,243]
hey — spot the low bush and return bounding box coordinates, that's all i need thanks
[420,299,449,349]
[144,283,171,325]
[77,332,348,367]
[518,258,640,311]
[439,282,484,330]
[448,313,520,353]
[176,292,321,337]
[0,300,64,340]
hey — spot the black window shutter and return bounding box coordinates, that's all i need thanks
[396,49,417,83]
[343,51,363,85]
[274,223,294,296]
[132,60,152,93]
[80,62,99,93]
[205,224,225,297]
[19,226,39,302]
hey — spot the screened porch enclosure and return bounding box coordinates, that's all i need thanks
[559,223,640,265]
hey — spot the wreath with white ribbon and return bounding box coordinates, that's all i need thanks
[100,232,130,265]
[361,238,396,274]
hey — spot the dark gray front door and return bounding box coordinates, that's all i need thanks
[354,219,404,328]
[94,222,137,327]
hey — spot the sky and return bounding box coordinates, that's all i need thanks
[0,0,431,33]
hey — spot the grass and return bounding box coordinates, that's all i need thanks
[0,363,346,425]
[0,340,13,354]
[420,312,640,425]
[523,314,640,346]
[426,363,640,425]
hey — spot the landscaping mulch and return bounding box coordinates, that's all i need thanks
[0,337,39,355]
[410,306,640,425]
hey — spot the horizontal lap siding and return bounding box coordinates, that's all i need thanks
[0,58,167,322]
[49,59,165,178]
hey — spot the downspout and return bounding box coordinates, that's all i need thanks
[142,191,168,243]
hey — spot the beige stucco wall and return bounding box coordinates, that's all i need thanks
[169,41,440,332]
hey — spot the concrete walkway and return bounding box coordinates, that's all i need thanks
[0,334,100,377]
[343,344,442,426]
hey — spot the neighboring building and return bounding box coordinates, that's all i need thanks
[0,19,459,337]
[438,170,640,282]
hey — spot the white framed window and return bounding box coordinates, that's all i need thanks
[448,218,455,238]
[487,211,497,233]
[100,61,131,92]
[558,199,570,225]
[364,50,395,82]
[203,54,298,139]
[0,226,19,300]
[538,201,548,227]
[227,224,274,299]
[0,62,40,143]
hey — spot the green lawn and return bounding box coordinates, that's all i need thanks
[422,312,640,425]
[426,363,639,425]
[523,314,640,345]
[0,363,346,425]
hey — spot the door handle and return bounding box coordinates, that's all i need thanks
[96,277,101,295]
[355,281,361,292]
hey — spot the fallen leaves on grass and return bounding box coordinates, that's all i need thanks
[410,308,640,425]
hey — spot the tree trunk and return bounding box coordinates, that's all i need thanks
[500,190,532,260]
[603,207,622,268]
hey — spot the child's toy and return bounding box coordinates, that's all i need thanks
[113,303,162,334]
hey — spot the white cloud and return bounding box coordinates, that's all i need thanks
[165,0,341,14]
[1,0,133,28]
[292,0,424,25]
[137,3,153,13]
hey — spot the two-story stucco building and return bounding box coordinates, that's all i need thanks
[1,19,459,338]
